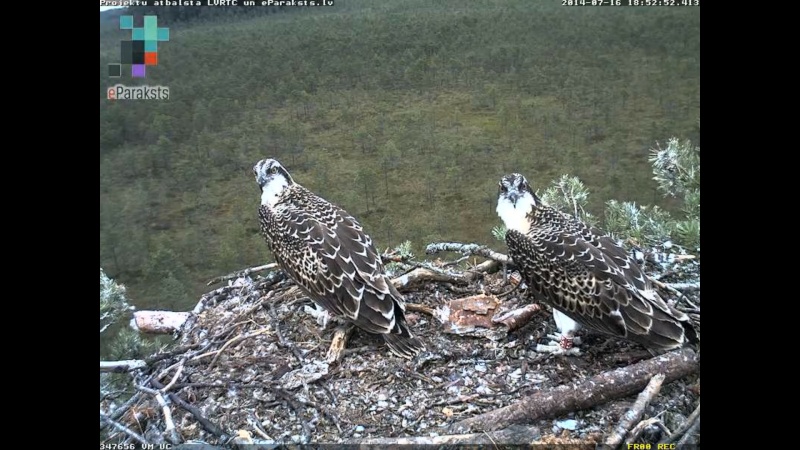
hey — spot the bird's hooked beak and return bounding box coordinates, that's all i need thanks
[254,160,269,191]
[507,191,520,207]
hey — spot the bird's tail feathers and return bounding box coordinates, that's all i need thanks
[383,325,425,359]
[383,333,425,359]
[646,308,699,353]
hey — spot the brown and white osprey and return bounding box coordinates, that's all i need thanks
[496,173,698,355]
[254,158,424,359]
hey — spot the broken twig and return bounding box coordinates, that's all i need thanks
[206,263,279,286]
[425,242,512,265]
[605,373,665,448]
[661,401,700,444]
[100,413,149,446]
[100,360,147,373]
[326,323,356,364]
[135,384,181,444]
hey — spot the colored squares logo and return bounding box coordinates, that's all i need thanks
[108,15,169,78]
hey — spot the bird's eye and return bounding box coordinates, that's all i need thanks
[270,167,278,175]
[499,183,507,193]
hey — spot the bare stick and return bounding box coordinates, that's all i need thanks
[448,348,699,434]
[100,413,149,446]
[144,342,205,365]
[274,388,312,443]
[391,267,468,290]
[150,378,229,439]
[268,303,305,363]
[343,425,541,445]
[666,282,700,291]
[208,328,271,369]
[492,304,543,331]
[101,392,143,432]
[206,263,279,286]
[179,284,242,344]
[136,385,181,444]
[676,414,700,446]
[605,373,665,448]
[160,362,184,393]
[661,401,700,444]
[433,394,480,407]
[425,242,512,265]
[405,302,436,316]
[625,417,671,445]
[100,360,147,373]
[472,259,501,274]
[326,323,356,364]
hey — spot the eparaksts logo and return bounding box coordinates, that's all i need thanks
[107,84,170,100]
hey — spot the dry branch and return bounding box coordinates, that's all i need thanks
[391,267,468,290]
[447,348,699,434]
[343,424,541,446]
[665,282,700,291]
[205,263,279,286]
[151,378,229,440]
[425,242,512,265]
[101,392,143,432]
[100,413,149,446]
[179,284,242,345]
[136,384,181,444]
[661,401,700,444]
[605,373,666,448]
[326,323,356,364]
[405,302,435,316]
[492,304,543,331]
[625,417,671,445]
[100,360,147,373]
[133,311,190,334]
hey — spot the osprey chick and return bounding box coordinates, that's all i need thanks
[496,173,698,355]
[254,158,424,359]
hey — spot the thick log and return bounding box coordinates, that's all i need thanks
[447,347,699,434]
[134,310,191,334]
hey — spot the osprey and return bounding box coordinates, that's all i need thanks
[254,158,424,359]
[496,173,698,355]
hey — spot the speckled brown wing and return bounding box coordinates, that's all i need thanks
[259,186,421,357]
[506,224,692,352]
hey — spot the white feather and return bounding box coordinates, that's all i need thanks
[261,176,289,207]
[553,309,581,336]
[496,192,536,234]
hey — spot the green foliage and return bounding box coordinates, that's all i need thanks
[394,240,415,260]
[539,175,596,225]
[100,268,130,334]
[100,0,699,311]
[100,270,158,404]
[675,218,700,250]
[649,137,700,198]
[491,225,507,242]
[603,200,674,246]
[648,137,700,249]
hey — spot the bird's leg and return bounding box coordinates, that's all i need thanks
[536,309,582,356]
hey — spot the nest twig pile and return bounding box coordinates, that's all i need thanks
[99,242,700,448]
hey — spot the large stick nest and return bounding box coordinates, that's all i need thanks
[100,248,700,448]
